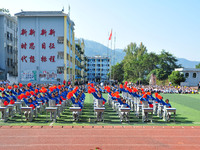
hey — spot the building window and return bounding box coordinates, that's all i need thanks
[57,37,64,44]
[193,73,197,78]
[7,45,9,53]
[7,32,10,40]
[10,33,13,41]
[57,67,64,74]
[7,58,9,67]
[57,52,64,59]
[185,73,189,78]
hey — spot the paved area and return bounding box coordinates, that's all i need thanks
[0,126,200,150]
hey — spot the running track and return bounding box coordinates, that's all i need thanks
[0,126,200,150]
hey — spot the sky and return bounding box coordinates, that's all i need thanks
[1,0,200,61]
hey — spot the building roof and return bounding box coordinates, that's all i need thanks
[175,68,200,72]
[88,56,110,59]
[15,11,68,17]
[0,12,17,22]
[15,11,75,27]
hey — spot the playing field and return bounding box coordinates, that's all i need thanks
[0,93,200,126]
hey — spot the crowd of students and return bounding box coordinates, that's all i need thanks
[0,83,85,121]
[0,81,187,122]
[87,81,174,122]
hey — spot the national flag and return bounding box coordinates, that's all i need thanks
[109,30,112,40]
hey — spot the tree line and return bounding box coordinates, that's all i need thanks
[110,42,185,85]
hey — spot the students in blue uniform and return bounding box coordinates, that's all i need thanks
[119,98,130,122]
[23,97,36,121]
[92,91,107,107]
[0,92,10,119]
[46,93,59,121]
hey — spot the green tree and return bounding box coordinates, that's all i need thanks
[155,69,168,80]
[110,62,124,82]
[168,71,185,85]
[158,50,181,80]
[123,42,148,83]
[195,63,200,69]
[0,8,10,15]
[118,42,180,84]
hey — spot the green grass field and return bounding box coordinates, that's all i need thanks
[0,93,199,126]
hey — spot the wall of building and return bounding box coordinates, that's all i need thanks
[0,13,18,80]
[17,15,74,84]
[182,72,200,86]
[175,68,200,87]
[87,56,110,82]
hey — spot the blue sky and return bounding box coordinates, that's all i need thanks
[1,0,200,61]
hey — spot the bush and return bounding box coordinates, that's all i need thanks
[168,71,185,86]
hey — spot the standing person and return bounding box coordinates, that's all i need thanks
[63,80,66,86]
[198,81,200,91]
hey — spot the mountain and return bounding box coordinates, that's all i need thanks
[177,58,200,68]
[84,39,200,68]
[84,39,125,64]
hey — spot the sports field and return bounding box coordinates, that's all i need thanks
[0,93,200,126]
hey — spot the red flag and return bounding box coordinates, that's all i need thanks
[109,30,112,40]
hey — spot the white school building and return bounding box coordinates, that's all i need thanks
[15,11,77,84]
[175,68,200,87]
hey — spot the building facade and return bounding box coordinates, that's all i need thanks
[175,68,200,87]
[0,12,18,80]
[75,39,87,82]
[87,56,110,82]
[15,11,77,84]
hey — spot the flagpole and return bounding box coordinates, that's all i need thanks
[107,32,109,82]
[113,32,116,81]
[109,29,112,82]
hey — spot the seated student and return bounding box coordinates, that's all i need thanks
[36,93,45,112]
[55,91,63,104]
[164,99,172,108]
[41,93,49,106]
[23,98,36,121]
[47,93,59,120]
[120,99,130,122]
[0,92,10,119]
[92,91,107,107]
[32,95,42,116]
[163,99,172,120]
[5,91,17,117]
[14,89,22,96]
[93,91,107,122]
[37,93,45,104]
[72,97,83,121]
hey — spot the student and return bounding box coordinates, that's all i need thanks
[0,92,10,119]
[164,99,172,108]
[41,93,49,105]
[120,99,130,122]
[92,91,107,107]
[72,97,83,121]
[23,98,36,121]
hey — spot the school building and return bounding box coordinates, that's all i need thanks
[87,55,110,82]
[0,12,18,80]
[15,11,87,84]
[175,68,200,87]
